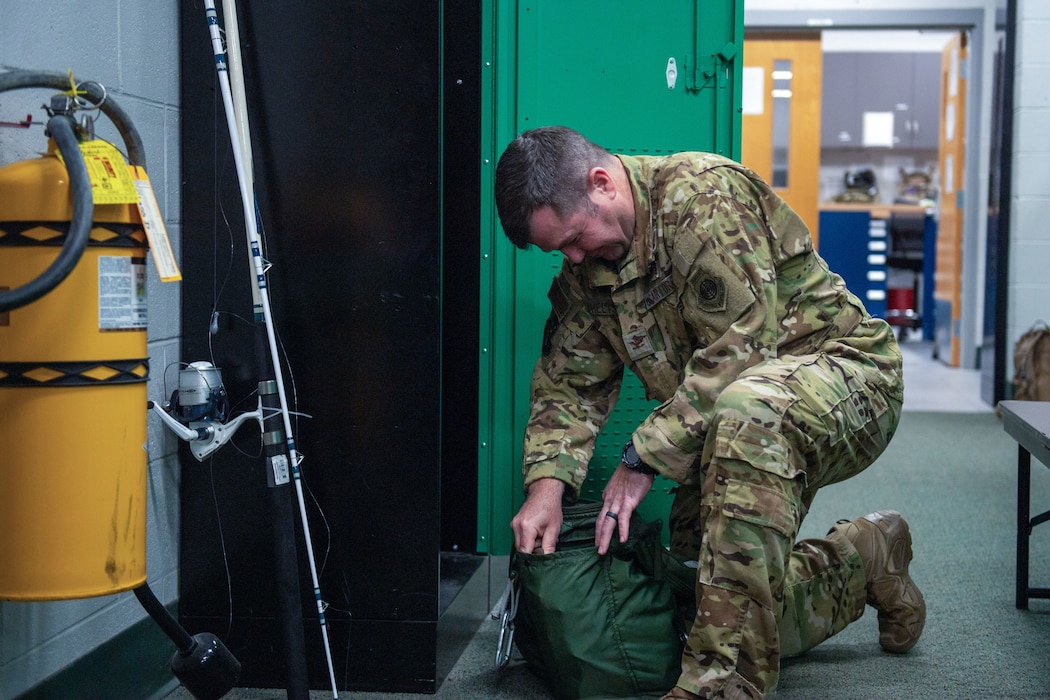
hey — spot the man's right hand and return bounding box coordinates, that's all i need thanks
[511,478,565,554]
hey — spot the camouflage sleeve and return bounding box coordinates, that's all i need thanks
[522,268,625,499]
[632,178,810,483]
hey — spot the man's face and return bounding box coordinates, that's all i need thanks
[528,198,631,264]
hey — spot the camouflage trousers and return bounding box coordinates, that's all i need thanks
[666,354,901,699]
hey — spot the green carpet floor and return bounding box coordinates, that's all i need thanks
[777,411,1050,699]
[457,411,1050,700]
[165,411,1050,699]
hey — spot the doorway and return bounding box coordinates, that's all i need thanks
[745,6,999,394]
[818,29,959,361]
[743,28,958,349]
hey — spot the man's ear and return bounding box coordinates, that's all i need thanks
[588,166,616,198]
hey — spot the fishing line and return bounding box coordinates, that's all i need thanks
[210,109,237,361]
[208,456,236,639]
[271,327,333,576]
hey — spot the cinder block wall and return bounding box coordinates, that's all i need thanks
[0,2,182,697]
[1010,0,1050,358]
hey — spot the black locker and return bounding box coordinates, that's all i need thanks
[177,1,478,691]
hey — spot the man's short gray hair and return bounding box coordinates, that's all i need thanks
[494,126,614,249]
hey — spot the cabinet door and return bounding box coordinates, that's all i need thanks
[515,0,741,532]
[818,210,887,318]
[856,53,914,147]
[908,53,942,149]
[821,53,859,147]
[823,52,943,150]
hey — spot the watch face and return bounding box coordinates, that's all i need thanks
[622,440,657,476]
[623,442,639,465]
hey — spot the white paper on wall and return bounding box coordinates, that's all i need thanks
[862,112,895,147]
[742,67,765,115]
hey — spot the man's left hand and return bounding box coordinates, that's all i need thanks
[595,464,654,554]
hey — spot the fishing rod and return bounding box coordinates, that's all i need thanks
[197,0,339,696]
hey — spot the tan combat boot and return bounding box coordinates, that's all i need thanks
[832,510,926,653]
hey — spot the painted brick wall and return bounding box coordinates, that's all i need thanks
[1010,0,1050,369]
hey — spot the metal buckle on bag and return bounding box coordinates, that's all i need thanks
[493,573,519,669]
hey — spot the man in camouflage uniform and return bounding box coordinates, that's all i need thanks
[495,127,926,699]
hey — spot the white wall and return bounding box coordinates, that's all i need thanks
[0,1,182,697]
[1010,0,1050,353]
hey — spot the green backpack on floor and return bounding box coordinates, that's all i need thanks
[498,501,695,700]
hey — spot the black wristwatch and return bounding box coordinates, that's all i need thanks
[621,440,658,476]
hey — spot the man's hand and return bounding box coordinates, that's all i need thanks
[595,465,654,554]
[511,478,565,554]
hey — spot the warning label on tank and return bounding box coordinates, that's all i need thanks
[98,256,147,330]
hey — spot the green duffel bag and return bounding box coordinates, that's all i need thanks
[504,501,694,700]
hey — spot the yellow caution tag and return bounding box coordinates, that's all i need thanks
[131,166,182,282]
[77,139,140,205]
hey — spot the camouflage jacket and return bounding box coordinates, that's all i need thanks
[522,153,903,496]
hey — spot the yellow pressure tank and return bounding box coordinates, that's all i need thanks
[0,144,149,600]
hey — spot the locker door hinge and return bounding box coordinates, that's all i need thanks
[686,42,737,93]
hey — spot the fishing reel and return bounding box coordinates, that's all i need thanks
[169,361,229,424]
[149,361,261,461]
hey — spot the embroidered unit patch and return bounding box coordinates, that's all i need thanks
[696,273,726,312]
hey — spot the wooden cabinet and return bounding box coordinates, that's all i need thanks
[822,52,941,149]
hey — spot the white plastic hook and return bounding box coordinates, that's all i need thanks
[666,57,678,90]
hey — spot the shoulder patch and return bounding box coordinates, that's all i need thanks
[695,273,727,313]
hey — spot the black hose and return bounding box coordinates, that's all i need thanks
[0,115,93,312]
[133,583,195,653]
[0,69,146,167]
[0,69,145,312]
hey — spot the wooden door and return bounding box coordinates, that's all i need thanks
[741,33,822,244]
[935,33,967,366]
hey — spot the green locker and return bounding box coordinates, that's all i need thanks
[478,0,744,555]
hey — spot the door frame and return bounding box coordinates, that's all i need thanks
[746,6,995,372]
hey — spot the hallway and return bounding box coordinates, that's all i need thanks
[899,339,992,413]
